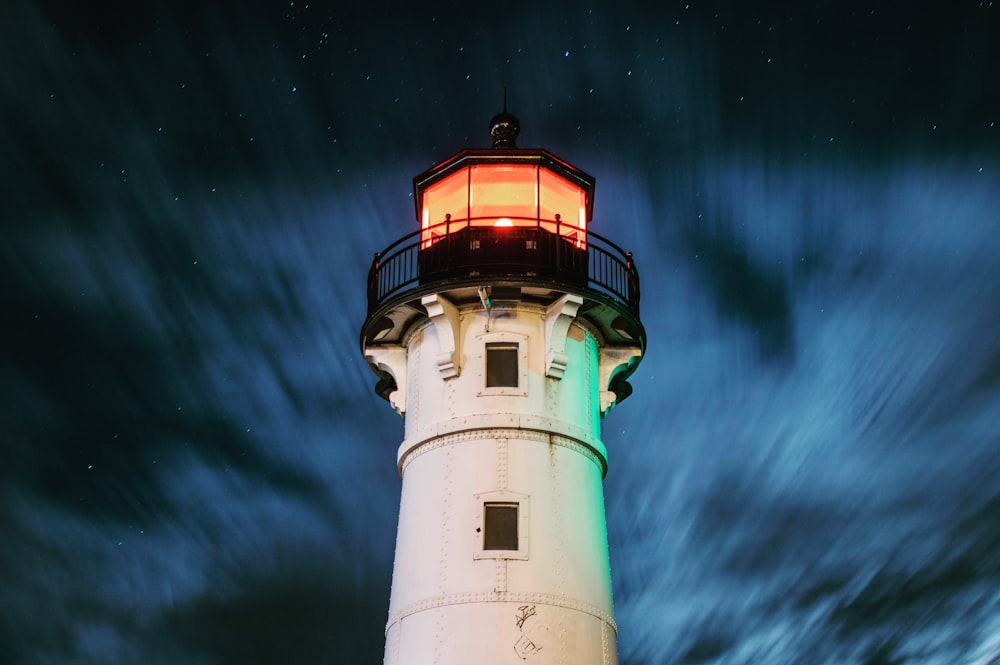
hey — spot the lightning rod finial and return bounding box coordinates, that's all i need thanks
[489,87,519,148]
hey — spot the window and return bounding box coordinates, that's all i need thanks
[474,490,529,560]
[421,168,469,247]
[483,503,519,550]
[478,333,527,397]
[539,167,587,248]
[486,343,519,387]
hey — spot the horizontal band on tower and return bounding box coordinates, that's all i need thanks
[385,590,618,637]
[398,427,607,476]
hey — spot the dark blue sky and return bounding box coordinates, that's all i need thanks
[2,1,999,663]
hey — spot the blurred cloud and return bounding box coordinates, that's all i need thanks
[3,1,999,664]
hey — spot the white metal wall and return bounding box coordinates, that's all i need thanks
[383,300,619,665]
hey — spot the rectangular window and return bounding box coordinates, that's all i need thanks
[486,343,519,387]
[484,502,519,550]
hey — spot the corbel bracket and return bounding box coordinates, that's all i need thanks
[364,345,408,416]
[421,293,461,378]
[544,294,583,379]
[598,346,642,415]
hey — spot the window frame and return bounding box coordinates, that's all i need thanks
[473,490,530,561]
[477,332,528,397]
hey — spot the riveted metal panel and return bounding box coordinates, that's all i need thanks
[382,296,621,665]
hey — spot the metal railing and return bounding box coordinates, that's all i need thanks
[366,220,640,317]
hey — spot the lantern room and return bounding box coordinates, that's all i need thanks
[408,112,598,289]
[363,110,642,367]
[413,111,594,249]
[414,151,594,249]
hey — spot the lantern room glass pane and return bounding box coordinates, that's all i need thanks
[469,164,537,227]
[539,168,587,247]
[422,167,469,246]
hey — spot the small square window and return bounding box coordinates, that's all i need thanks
[477,334,527,397]
[484,502,519,550]
[486,343,519,387]
[474,491,528,560]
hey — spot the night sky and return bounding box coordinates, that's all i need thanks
[3,1,1000,663]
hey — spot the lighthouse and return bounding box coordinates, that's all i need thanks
[360,109,645,665]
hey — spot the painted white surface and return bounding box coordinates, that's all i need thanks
[380,297,628,665]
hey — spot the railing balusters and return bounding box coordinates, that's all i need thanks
[368,226,639,317]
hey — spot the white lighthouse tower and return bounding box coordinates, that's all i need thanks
[360,110,645,665]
